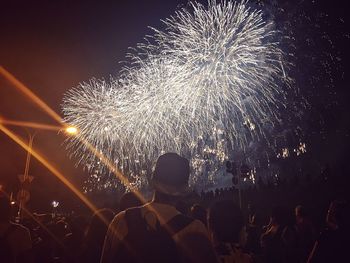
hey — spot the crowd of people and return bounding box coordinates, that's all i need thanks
[0,152,349,263]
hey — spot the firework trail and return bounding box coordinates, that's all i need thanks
[63,0,290,191]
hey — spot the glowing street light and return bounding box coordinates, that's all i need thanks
[65,126,78,135]
[0,121,77,220]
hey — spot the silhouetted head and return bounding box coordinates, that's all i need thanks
[152,153,190,196]
[250,212,262,226]
[295,205,307,218]
[69,215,89,237]
[119,191,143,211]
[270,206,288,226]
[190,204,207,227]
[326,200,350,230]
[0,195,11,222]
[208,200,244,243]
[85,208,115,243]
[53,220,69,239]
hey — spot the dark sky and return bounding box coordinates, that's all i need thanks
[0,0,349,210]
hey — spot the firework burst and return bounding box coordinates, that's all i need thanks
[63,0,290,191]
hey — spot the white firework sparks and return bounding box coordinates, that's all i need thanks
[63,0,289,191]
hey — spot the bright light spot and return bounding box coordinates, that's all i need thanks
[65,126,78,135]
[294,142,307,156]
[51,201,59,208]
[277,148,290,158]
[243,119,256,131]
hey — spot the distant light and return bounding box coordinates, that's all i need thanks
[65,126,78,135]
[52,201,59,208]
[293,142,307,156]
[10,201,16,205]
[282,148,290,158]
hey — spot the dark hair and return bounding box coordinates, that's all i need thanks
[208,200,243,243]
[152,153,190,194]
[190,204,207,227]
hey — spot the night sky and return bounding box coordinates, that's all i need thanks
[0,0,349,210]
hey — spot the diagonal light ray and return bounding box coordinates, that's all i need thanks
[0,117,62,131]
[0,66,148,207]
[0,124,100,216]
[0,66,132,188]
[0,66,63,124]
[0,124,167,225]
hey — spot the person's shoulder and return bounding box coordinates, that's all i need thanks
[109,210,127,229]
[106,210,128,241]
[179,217,209,238]
[114,210,127,220]
[190,218,206,229]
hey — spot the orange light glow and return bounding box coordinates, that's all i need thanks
[0,124,99,216]
[0,66,63,124]
[0,67,150,222]
[0,117,62,131]
[65,126,78,135]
